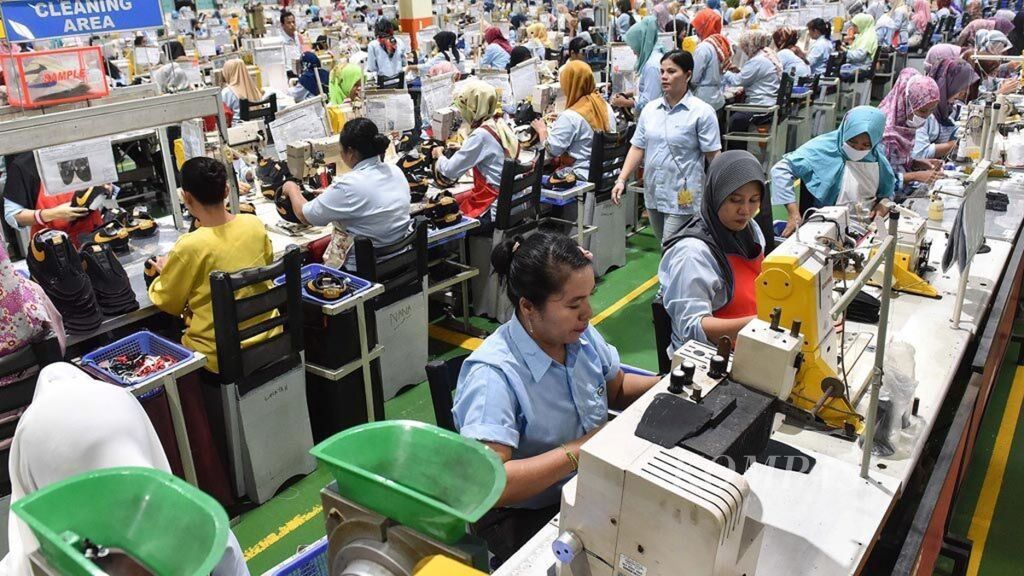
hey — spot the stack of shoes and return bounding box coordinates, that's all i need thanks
[26,229,103,335]
[986,191,1009,212]
[80,242,139,316]
[544,166,578,190]
[84,220,131,254]
[257,157,291,198]
[106,207,157,238]
[398,152,432,202]
[422,192,461,230]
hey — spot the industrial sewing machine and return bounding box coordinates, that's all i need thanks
[867,205,937,298]
[286,136,345,190]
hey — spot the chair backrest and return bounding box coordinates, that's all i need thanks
[210,245,304,393]
[919,21,936,52]
[354,220,429,308]
[651,298,672,375]
[0,334,62,415]
[825,51,843,77]
[495,149,546,232]
[775,73,795,119]
[425,354,469,432]
[587,125,636,202]
[756,180,776,255]
[377,71,405,89]
[545,47,563,63]
[239,93,278,124]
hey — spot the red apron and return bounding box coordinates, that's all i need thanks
[31,184,103,247]
[713,252,764,319]
[455,126,507,219]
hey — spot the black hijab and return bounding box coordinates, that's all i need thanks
[1010,11,1024,57]
[507,45,532,71]
[434,31,461,62]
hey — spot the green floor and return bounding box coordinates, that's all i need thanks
[234,229,1024,575]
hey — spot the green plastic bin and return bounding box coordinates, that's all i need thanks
[310,420,506,544]
[11,467,229,576]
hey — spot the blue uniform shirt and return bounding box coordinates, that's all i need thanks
[453,314,621,509]
[480,43,511,69]
[806,36,832,76]
[367,38,407,78]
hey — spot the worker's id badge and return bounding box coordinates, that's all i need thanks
[677,188,695,208]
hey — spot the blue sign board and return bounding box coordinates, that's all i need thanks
[1,0,165,43]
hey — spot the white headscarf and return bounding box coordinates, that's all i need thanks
[1,363,248,576]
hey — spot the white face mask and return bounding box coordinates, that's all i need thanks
[843,142,870,161]
[906,113,929,128]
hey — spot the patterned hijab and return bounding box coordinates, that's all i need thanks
[879,68,939,170]
[707,34,733,69]
[739,30,782,74]
[924,43,962,72]
[911,0,929,32]
[454,80,519,158]
[928,57,979,126]
[0,242,51,362]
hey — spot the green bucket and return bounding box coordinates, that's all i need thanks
[310,420,506,544]
[11,467,229,576]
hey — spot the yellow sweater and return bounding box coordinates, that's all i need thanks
[149,214,277,373]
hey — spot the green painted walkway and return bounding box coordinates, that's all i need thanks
[233,229,1024,575]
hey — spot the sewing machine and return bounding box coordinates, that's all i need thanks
[430,107,459,142]
[286,136,345,190]
[868,205,938,298]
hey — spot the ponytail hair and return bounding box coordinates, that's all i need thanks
[491,231,592,309]
[339,117,390,160]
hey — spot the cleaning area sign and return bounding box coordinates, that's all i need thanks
[0,0,164,42]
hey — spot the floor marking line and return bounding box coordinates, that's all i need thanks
[592,275,660,326]
[966,365,1024,575]
[429,324,486,351]
[243,504,323,561]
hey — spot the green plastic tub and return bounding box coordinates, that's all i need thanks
[310,420,506,544]
[11,467,229,576]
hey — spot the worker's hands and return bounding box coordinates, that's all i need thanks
[611,180,626,206]
[610,93,633,108]
[431,146,444,160]
[43,203,89,222]
[152,255,168,274]
[997,78,1021,95]
[906,169,941,186]
[282,180,302,198]
[238,181,252,195]
[869,199,892,220]
[530,118,548,142]
[781,214,801,237]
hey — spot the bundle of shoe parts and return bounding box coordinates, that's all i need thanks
[275,185,317,224]
[27,229,102,334]
[513,100,541,149]
[143,257,159,288]
[257,157,292,199]
[395,132,418,154]
[97,352,178,382]
[987,191,1009,212]
[83,221,130,254]
[71,186,106,211]
[398,151,432,201]
[80,242,139,316]
[543,166,578,190]
[612,99,634,131]
[105,207,157,238]
[306,271,351,301]
[420,192,461,229]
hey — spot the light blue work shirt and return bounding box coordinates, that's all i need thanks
[366,38,407,78]
[769,156,895,206]
[452,314,620,509]
[912,113,958,160]
[635,48,664,114]
[631,92,721,216]
[423,52,467,74]
[724,54,780,106]
[615,13,633,40]
[480,43,511,70]
[658,225,765,349]
[220,87,242,126]
[807,36,832,76]
[526,39,547,61]
[302,156,412,268]
[778,49,811,78]
[692,41,725,111]
[544,104,617,180]
[436,126,506,187]
[3,198,26,229]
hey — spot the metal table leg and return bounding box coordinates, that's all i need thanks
[160,373,197,486]
[355,302,377,422]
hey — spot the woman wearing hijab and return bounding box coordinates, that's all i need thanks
[1,363,248,576]
[525,22,551,61]
[611,51,722,244]
[658,150,767,348]
[759,0,778,19]
[925,43,962,72]
[220,59,263,126]
[611,16,663,114]
[653,2,672,32]
[0,242,64,384]
[958,18,1014,47]
[367,18,406,79]
[878,68,942,190]
[289,51,330,102]
[968,30,1020,94]
[806,18,834,75]
[328,62,363,104]
[432,81,519,219]
[427,30,465,73]
[908,0,931,48]
[614,0,635,41]
[771,106,896,235]
[914,57,977,160]
[773,26,811,78]
[481,26,513,69]
[692,32,732,111]
[532,61,616,180]
[844,13,879,70]
[1009,12,1024,57]
[691,8,722,41]
[152,40,191,94]
[724,30,782,137]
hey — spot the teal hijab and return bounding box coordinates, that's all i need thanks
[626,16,660,72]
[784,106,896,207]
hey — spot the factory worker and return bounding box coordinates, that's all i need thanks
[532,60,616,180]
[427,31,465,73]
[0,241,65,375]
[2,152,103,243]
[453,231,660,562]
[907,0,930,49]
[506,45,533,72]
[614,0,636,41]
[957,18,1013,48]
[289,52,330,102]
[875,0,911,47]
[566,36,591,62]
[692,33,731,112]
[1,363,248,576]
[691,8,722,41]
[152,40,191,94]
[878,69,943,191]
[220,59,263,126]
[773,26,811,78]
[610,16,663,114]
[842,13,879,72]
[279,10,305,62]
[806,18,834,76]
[724,30,783,138]
[367,19,407,80]
[969,30,1021,94]
[480,27,513,70]
[611,50,722,244]
[328,63,363,104]
[282,118,411,269]
[659,151,766,349]
[913,58,978,160]
[771,106,896,236]
[925,43,962,72]
[432,81,519,219]
[525,22,551,61]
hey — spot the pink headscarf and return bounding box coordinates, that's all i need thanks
[879,68,939,170]
[653,2,672,31]
[484,27,513,54]
[760,0,778,18]
[911,0,929,32]
[925,43,962,71]
[428,60,458,77]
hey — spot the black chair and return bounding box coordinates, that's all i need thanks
[425,354,469,432]
[209,245,315,503]
[239,93,278,124]
[545,47,563,63]
[723,73,794,169]
[354,221,430,400]
[917,21,937,53]
[585,126,635,275]
[495,150,547,233]
[756,182,777,255]
[377,71,405,89]
[651,299,673,375]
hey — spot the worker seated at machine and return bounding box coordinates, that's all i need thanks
[452,231,660,562]
[658,151,766,351]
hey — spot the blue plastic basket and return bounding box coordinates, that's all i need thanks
[81,331,194,389]
[274,264,373,307]
[269,537,328,576]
